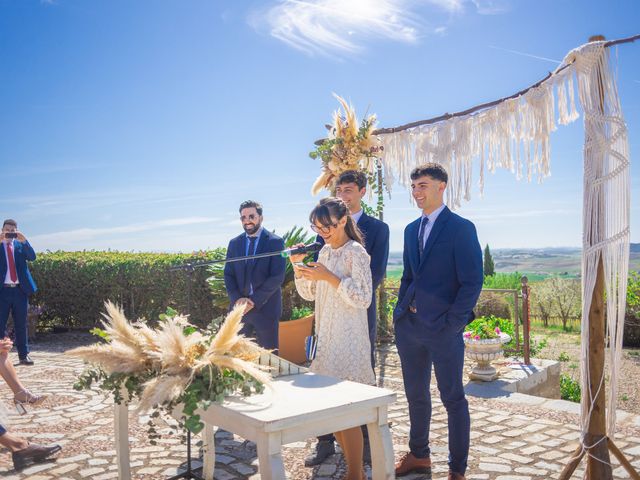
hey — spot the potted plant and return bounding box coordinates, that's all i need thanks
[464,315,511,381]
[278,306,314,364]
[278,226,316,364]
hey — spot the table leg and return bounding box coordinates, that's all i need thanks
[367,408,394,480]
[202,424,215,480]
[256,432,286,480]
[114,402,131,480]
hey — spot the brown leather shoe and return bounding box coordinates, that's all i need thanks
[12,443,61,470]
[448,471,466,480]
[394,452,431,476]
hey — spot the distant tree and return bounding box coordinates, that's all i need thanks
[549,277,581,331]
[483,244,495,277]
[532,280,555,327]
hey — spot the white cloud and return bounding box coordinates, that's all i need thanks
[471,0,511,15]
[250,0,429,57]
[250,0,511,56]
[30,217,219,245]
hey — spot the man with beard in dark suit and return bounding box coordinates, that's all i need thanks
[224,201,286,351]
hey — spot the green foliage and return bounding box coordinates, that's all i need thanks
[624,271,640,347]
[558,351,571,362]
[483,244,495,277]
[465,315,505,340]
[483,272,523,289]
[281,226,316,321]
[31,249,227,329]
[560,374,581,402]
[291,306,313,320]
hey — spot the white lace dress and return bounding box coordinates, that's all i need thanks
[295,240,375,385]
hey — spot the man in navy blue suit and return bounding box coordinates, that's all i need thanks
[0,219,38,366]
[393,164,483,480]
[305,170,390,467]
[224,201,286,351]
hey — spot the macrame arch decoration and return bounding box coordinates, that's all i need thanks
[314,33,639,479]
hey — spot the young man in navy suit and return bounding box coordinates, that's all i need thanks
[393,164,483,480]
[224,201,286,351]
[0,219,38,366]
[305,170,390,467]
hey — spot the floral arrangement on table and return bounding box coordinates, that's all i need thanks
[67,302,271,436]
[309,94,383,195]
[464,315,510,343]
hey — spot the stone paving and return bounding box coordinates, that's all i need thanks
[1,333,639,479]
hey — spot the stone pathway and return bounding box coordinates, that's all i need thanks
[0,333,639,479]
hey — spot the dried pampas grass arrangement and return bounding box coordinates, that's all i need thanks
[68,302,272,434]
[309,94,382,195]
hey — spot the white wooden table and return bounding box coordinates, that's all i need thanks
[114,356,396,479]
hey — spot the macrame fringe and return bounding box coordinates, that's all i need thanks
[570,42,630,447]
[377,55,581,208]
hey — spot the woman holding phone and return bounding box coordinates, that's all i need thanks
[290,197,373,480]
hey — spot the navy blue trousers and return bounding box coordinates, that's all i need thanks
[394,313,470,475]
[0,287,29,359]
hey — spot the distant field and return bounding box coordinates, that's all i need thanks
[386,245,640,281]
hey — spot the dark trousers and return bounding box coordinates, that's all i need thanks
[0,287,29,359]
[394,313,470,475]
[239,311,279,353]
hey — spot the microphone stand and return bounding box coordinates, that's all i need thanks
[164,245,315,479]
[167,261,203,480]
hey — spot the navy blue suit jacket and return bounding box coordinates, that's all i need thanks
[393,206,483,335]
[0,241,37,296]
[224,229,286,322]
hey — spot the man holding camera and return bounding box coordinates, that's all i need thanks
[0,219,38,366]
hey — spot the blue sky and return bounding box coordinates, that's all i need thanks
[0,0,638,253]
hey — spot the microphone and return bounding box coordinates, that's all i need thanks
[281,242,323,257]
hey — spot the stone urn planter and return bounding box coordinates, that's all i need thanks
[278,314,314,365]
[464,333,511,381]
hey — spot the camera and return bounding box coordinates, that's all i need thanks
[4,232,17,239]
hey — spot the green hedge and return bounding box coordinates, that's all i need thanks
[30,250,228,329]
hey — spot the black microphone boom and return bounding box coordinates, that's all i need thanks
[168,242,322,272]
[280,242,322,257]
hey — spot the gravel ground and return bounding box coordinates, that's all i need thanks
[531,326,640,415]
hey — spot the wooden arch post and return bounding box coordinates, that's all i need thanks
[558,35,639,480]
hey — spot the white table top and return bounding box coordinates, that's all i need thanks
[197,372,396,432]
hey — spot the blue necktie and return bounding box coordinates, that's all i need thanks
[418,216,429,259]
[244,236,258,295]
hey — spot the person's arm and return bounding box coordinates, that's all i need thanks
[334,247,373,309]
[370,222,390,289]
[223,240,242,306]
[445,221,484,330]
[396,226,412,308]
[249,238,286,309]
[16,233,36,261]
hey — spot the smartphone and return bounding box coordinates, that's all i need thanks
[4,232,17,239]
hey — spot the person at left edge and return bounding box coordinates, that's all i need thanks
[224,201,286,352]
[0,219,37,366]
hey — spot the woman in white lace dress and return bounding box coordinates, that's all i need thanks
[290,197,373,480]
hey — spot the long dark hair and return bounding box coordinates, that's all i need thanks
[309,197,364,245]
